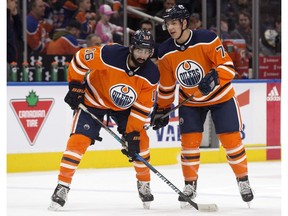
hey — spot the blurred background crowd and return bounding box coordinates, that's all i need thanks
[7,0,281,81]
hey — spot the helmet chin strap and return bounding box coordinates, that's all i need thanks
[176,19,188,41]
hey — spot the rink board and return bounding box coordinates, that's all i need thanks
[7,80,281,172]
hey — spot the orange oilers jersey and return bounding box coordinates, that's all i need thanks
[46,34,80,55]
[157,29,236,109]
[68,44,159,133]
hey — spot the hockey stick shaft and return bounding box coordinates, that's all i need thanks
[78,103,217,212]
[162,94,195,119]
[144,93,195,130]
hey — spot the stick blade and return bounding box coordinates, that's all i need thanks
[197,203,218,212]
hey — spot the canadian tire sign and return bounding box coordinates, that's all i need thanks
[10,90,54,145]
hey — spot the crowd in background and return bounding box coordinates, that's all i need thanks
[7,0,281,80]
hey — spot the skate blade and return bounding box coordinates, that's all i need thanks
[48,201,62,211]
[143,201,151,209]
[246,201,251,208]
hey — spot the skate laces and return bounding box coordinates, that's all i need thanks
[238,180,252,195]
[138,182,151,196]
[56,185,69,200]
[183,184,196,196]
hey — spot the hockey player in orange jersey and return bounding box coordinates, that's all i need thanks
[49,30,159,210]
[150,5,254,208]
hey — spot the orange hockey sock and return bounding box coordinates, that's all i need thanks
[134,130,150,182]
[58,134,91,185]
[180,133,202,181]
[218,132,248,178]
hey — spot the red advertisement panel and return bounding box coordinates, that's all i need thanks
[223,39,249,78]
[259,56,281,79]
[266,82,281,160]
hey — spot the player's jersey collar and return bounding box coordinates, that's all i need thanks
[174,30,193,51]
[126,55,140,76]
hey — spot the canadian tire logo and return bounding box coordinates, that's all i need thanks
[10,90,54,145]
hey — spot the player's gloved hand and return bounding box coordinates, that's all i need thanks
[198,69,219,96]
[121,131,140,162]
[64,81,85,110]
[150,104,170,130]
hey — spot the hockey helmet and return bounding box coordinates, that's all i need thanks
[162,5,190,30]
[130,29,155,50]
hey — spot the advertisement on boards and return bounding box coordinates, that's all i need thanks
[7,82,272,155]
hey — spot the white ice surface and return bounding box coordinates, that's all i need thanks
[7,161,282,216]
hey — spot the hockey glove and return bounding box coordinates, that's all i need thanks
[198,69,219,96]
[121,131,140,162]
[64,81,86,110]
[150,104,170,130]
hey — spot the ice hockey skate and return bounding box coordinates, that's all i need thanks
[237,176,254,208]
[48,184,70,211]
[178,181,197,209]
[137,181,154,209]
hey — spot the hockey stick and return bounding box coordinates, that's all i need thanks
[78,103,218,212]
[144,93,195,130]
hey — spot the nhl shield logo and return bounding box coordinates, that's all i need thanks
[10,90,54,146]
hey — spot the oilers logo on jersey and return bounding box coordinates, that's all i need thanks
[110,84,137,108]
[176,60,204,87]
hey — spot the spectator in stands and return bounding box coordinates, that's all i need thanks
[154,0,176,44]
[139,19,153,32]
[7,0,23,64]
[230,11,252,67]
[73,0,96,40]
[95,4,125,44]
[221,0,237,32]
[219,15,231,40]
[259,15,281,56]
[176,0,201,14]
[235,0,252,13]
[86,33,102,47]
[189,13,202,30]
[139,19,158,64]
[51,0,78,30]
[209,15,231,40]
[127,0,151,31]
[27,0,54,54]
[46,20,81,55]
[155,0,176,18]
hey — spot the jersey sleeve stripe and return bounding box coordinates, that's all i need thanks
[159,83,176,91]
[71,59,87,76]
[218,65,236,76]
[191,85,233,103]
[131,106,150,117]
[133,101,151,112]
[158,93,175,100]
[130,112,148,122]
[86,76,109,108]
[75,51,89,70]
[85,94,102,107]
